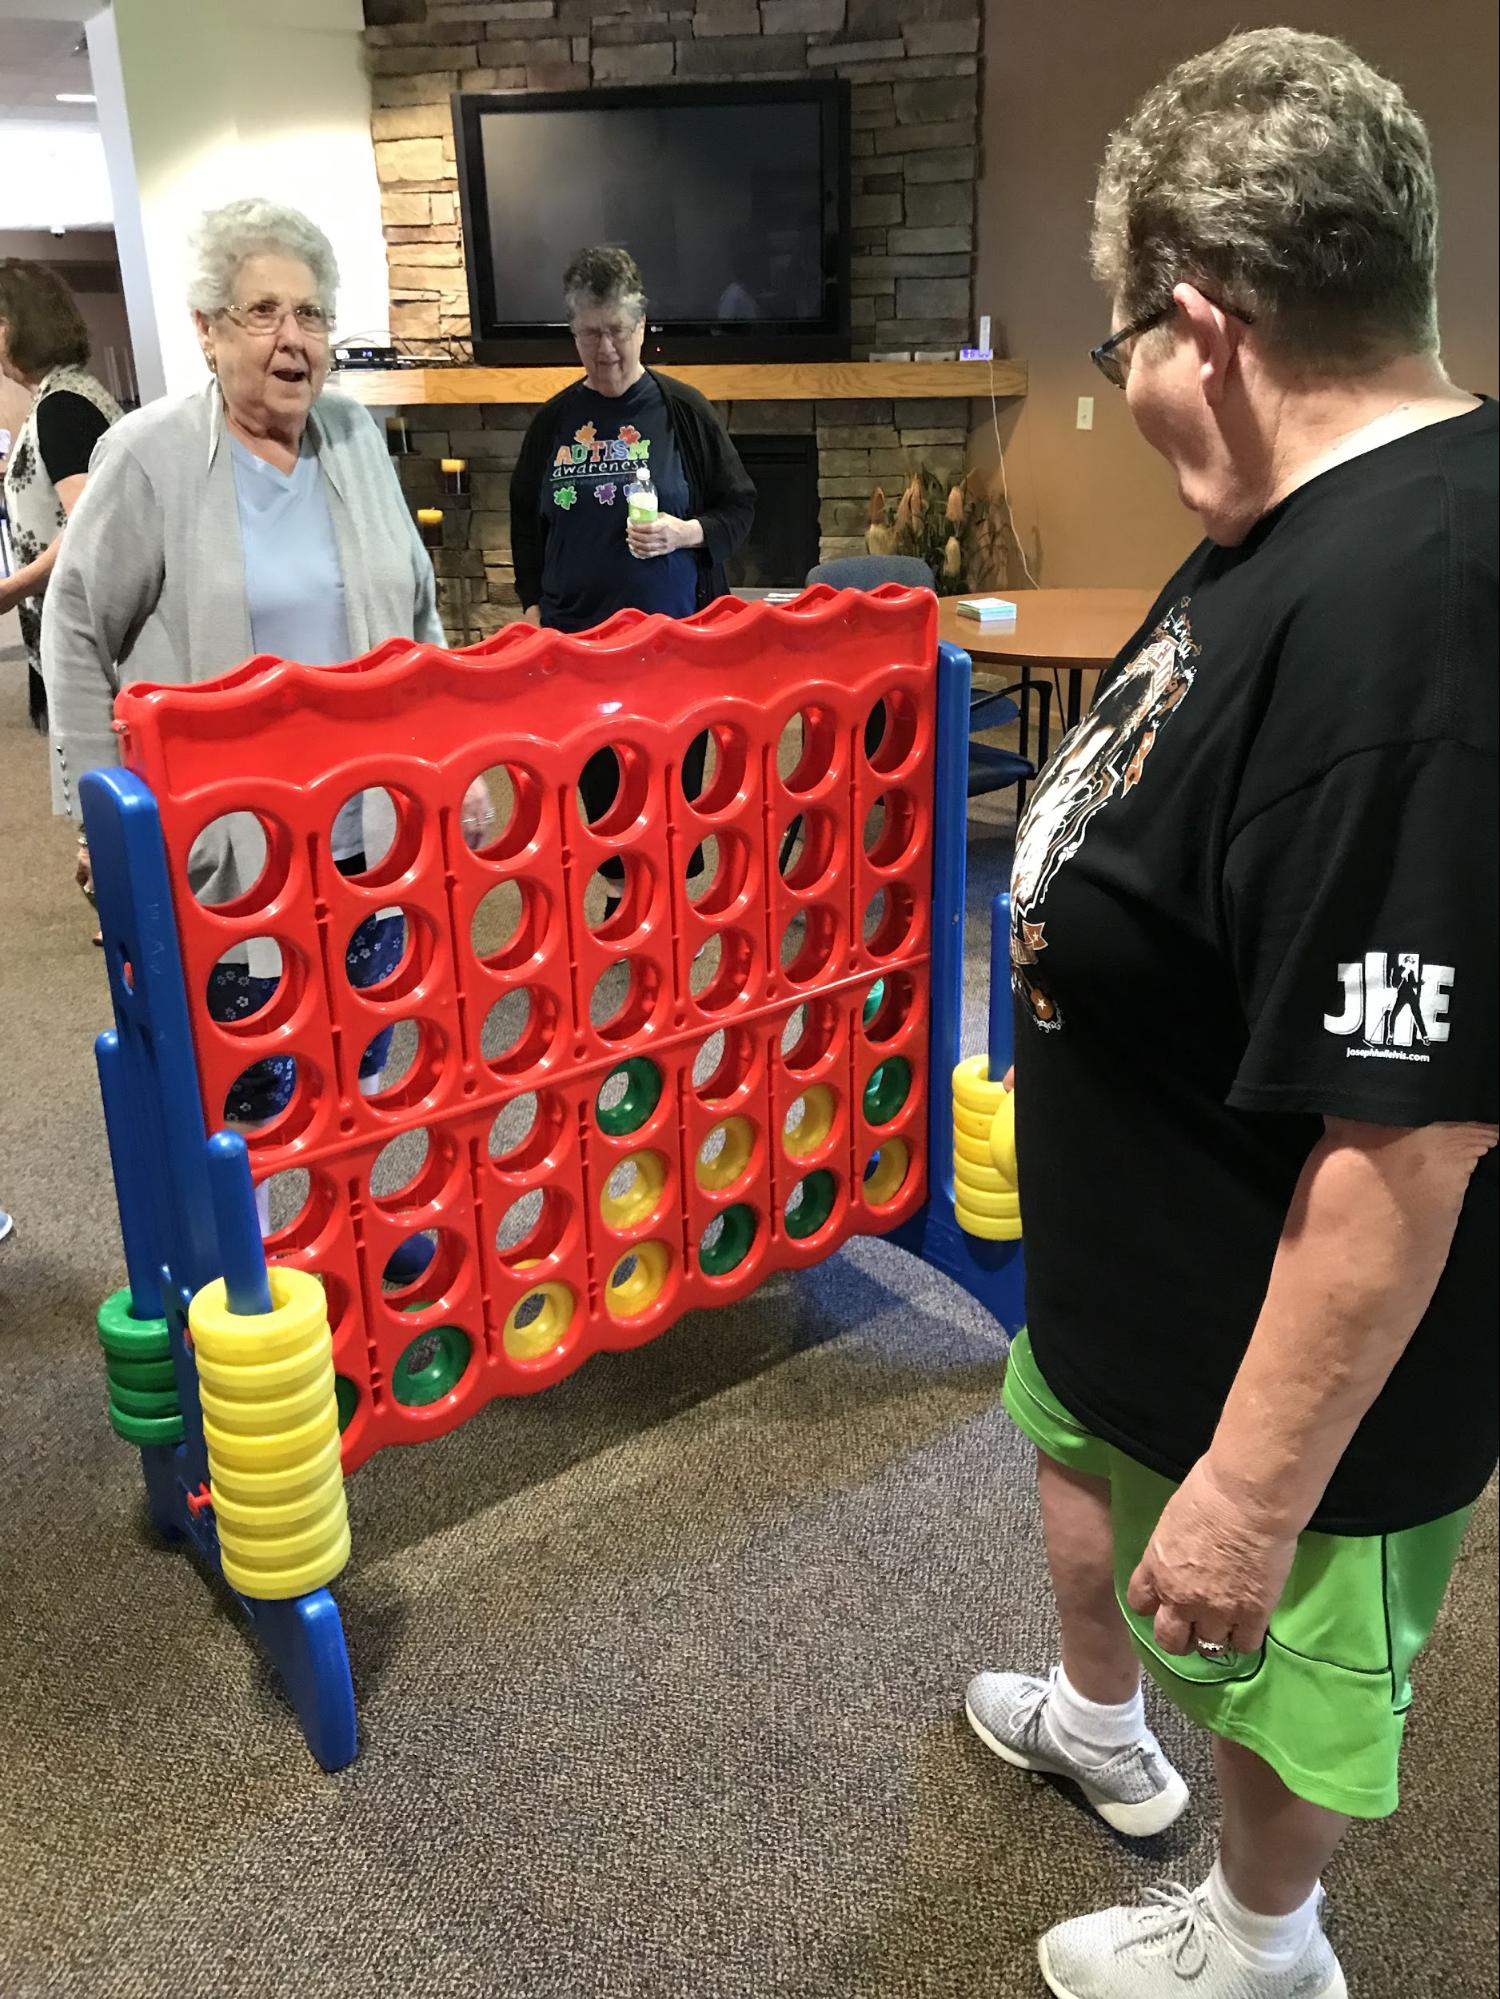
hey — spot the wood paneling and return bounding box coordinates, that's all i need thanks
[334,360,1028,407]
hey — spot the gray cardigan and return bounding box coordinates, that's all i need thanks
[43,381,443,920]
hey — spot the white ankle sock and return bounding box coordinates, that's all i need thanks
[1043,1663,1147,1767]
[254,1179,271,1237]
[1204,1859,1320,1972]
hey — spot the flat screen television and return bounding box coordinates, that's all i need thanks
[453,81,851,365]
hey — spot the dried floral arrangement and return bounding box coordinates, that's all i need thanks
[866,465,1017,595]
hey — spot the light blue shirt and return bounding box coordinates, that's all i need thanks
[229,434,361,854]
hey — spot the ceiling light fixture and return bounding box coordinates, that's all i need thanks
[57,92,98,104]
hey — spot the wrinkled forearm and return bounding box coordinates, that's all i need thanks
[1207,1118,1496,1534]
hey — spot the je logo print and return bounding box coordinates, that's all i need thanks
[1323,952,1454,1063]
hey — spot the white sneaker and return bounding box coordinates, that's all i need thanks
[1038,1883,1347,1998]
[964,1668,1189,1837]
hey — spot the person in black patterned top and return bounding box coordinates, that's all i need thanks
[0,260,122,737]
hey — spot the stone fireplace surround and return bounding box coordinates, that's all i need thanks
[361,0,987,634]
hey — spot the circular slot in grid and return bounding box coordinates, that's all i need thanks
[222,1055,315,1145]
[699,1204,758,1277]
[690,928,755,1013]
[600,1150,668,1231]
[692,1027,755,1105]
[777,810,836,895]
[343,907,433,1007]
[596,1057,662,1136]
[383,1231,437,1288]
[465,762,544,865]
[258,1167,335,1249]
[575,742,649,840]
[495,1186,570,1268]
[482,985,561,1077]
[779,999,839,1075]
[471,879,550,971]
[382,1225,465,1308]
[391,1324,472,1408]
[779,907,838,985]
[583,854,653,940]
[862,1055,912,1127]
[187,810,291,915]
[863,790,919,870]
[206,939,301,1035]
[369,1127,450,1211]
[863,883,917,957]
[696,1116,757,1193]
[360,1018,446,1113]
[503,1280,577,1363]
[865,688,920,777]
[685,831,750,916]
[605,1240,671,1319]
[682,723,749,818]
[782,1085,836,1161]
[861,972,917,1045]
[590,956,663,1043]
[783,1169,838,1242]
[490,1089,565,1171]
[777,706,838,796]
[331,786,422,888]
[862,1139,912,1208]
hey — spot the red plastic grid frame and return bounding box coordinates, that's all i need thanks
[114,586,938,1473]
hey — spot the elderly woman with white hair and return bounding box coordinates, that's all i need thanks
[45,199,473,1245]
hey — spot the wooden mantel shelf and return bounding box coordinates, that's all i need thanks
[334,359,1026,407]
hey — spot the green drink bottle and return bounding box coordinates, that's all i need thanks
[627,465,658,556]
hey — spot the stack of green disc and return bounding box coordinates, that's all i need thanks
[96,1289,184,1445]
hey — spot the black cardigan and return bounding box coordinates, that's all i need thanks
[509,369,756,615]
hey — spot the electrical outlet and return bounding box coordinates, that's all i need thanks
[1076,396,1095,432]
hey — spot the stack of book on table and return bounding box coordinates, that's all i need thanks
[955,596,1018,627]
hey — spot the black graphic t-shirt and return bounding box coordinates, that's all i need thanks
[538,374,696,632]
[1013,397,1498,1534]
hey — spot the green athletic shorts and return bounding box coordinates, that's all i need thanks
[1002,1327,1472,1819]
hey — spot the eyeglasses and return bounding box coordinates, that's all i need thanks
[221,298,333,339]
[571,321,642,349]
[1090,295,1255,389]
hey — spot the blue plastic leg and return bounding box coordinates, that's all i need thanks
[885,641,1027,1337]
[139,1444,186,1541]
[251,1593,359,1774]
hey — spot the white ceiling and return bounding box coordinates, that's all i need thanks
[0,8,111,227]
[0,11,96,125]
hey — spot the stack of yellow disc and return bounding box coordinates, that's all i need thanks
[189,1267,350,1600]
[952,1056,1022,1241]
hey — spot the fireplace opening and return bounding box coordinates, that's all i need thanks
[725,434,821,591]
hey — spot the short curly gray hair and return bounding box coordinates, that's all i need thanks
[562,245,646,324]
[1092,29,1439,371]
[187,198,339,317]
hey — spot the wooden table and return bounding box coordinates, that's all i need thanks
[936,588,1157,772]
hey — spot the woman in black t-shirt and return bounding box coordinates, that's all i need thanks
[509,246,754,638]
[0,260,123,735]
[961,32,1498,1999]
[509,246,754,844]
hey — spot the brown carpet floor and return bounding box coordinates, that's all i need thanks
[1,619,1494,1999]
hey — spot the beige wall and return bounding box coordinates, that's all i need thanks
[975,3,1500,588]
[89,0,387,400]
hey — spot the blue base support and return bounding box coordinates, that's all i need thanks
[140,1440,358,1770]
[887,1200,1026,1333]
[83,765,357,1774]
